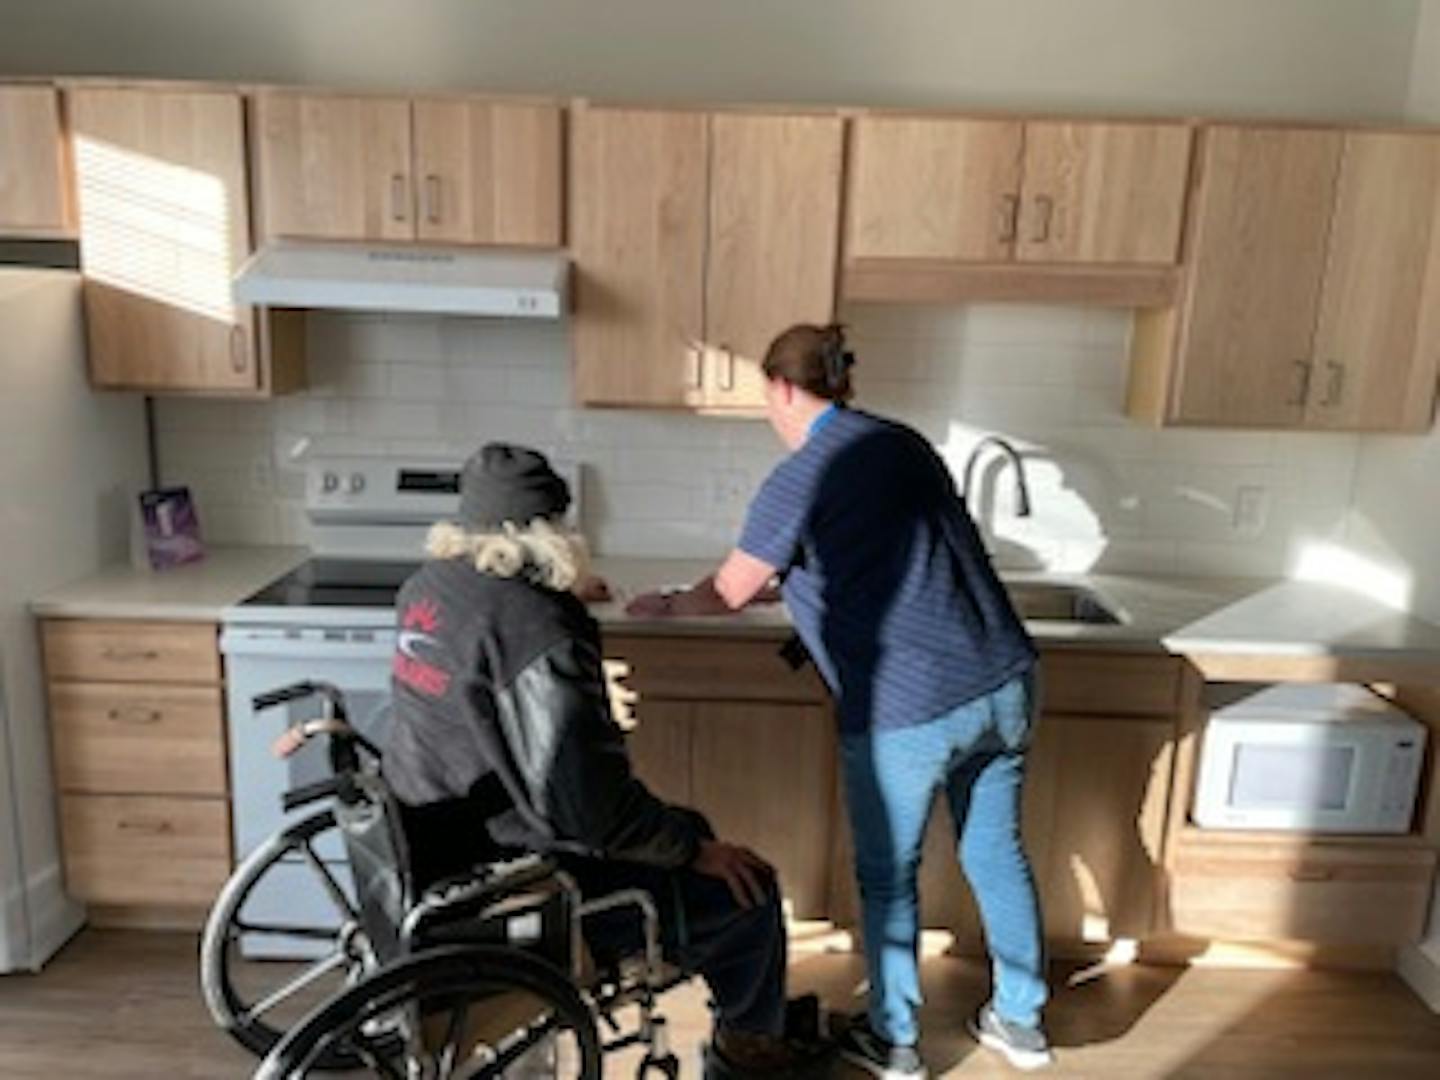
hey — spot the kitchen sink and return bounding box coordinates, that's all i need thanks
[1004,582,1122,625]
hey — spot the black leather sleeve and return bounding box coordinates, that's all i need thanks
[492,636,705,869]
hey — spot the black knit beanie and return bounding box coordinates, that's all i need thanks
[457,443,570,528]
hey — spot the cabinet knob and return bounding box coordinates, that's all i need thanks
[1321,361,1345,407]
[391,173,409,222]
[107,706,163,725]
[997,194,1020,244]
[424,174,441,224]
[684,344,703,391]
[1288,360,1314,407]
[1030,195,1055,244]
[229,324,249,375]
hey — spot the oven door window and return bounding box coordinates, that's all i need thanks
[1227,742,1354,813]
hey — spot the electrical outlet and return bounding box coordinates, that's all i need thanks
[1233,485,1269,537]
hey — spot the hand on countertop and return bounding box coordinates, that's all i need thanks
[624,589,676,617]
[574,573,612,604]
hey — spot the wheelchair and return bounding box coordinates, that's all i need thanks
[201,680,688,1079]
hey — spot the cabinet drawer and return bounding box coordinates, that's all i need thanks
[43,620,220,684]
[50,682,227,796]
[605,635,827,703]
[1038,650,1181,717]
[61,795,230,907]
[1168,834,1436,945]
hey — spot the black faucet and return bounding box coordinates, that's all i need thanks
[961,436,1032,518]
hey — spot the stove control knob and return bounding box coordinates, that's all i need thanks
[321,471,340,494]
[348,473,366,494]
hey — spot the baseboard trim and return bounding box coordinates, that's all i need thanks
[1398,940,1440,1013]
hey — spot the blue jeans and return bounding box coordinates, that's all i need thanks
[840,672,1048,1045]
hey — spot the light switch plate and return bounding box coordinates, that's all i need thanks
[1233,485,1269,537]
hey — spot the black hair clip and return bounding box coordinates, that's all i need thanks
[823,339,853,387]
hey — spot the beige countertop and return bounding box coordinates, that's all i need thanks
[28,548,1440,667]
[29,546,309,622]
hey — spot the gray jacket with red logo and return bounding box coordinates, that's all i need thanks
[385,558,706,873]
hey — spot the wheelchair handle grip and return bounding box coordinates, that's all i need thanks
[282,777,343,813]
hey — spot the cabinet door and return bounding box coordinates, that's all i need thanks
[1017,122,1192,265]
[570,108,707,407]
[846,116,1023,262]
[70,88,259,391]
[689,702,836,918]
[1170,126,1343,426]
[412,100,562,247]
[626,700,693,807]
[0,85,68,233]
[1307,132,1440,432]
[254,92,413,242]
[1033,715,1173,943]
[704,113,844,409]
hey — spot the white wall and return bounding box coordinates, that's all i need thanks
[0,271,148,970]
[0,0,1422,121]
[156,306,1358,577]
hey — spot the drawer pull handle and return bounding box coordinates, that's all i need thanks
[1031,195,1055,244]
[107,707,163,725]
[118,819,174,836]
[997,193,1020,244]
[1288,866,1334,883]
[100,648,161,663]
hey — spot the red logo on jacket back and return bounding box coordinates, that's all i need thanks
[394,597,451,697]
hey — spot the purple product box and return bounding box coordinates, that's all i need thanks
[138,486,205,570]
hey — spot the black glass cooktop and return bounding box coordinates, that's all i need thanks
[241,559,421,608]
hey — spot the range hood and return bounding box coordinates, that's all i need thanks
[233,240,567,318]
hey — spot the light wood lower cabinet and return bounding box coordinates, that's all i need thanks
[42,617,231,918]
[1168,831,1436,946]
[0,84,69,235]
[59,795,230,907]
[610,634,837,917]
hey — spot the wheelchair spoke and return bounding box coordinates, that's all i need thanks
[241,949,348,1023]
[299,841,358,921]
[350,1032,405,1080]
[435,1001,467,1078]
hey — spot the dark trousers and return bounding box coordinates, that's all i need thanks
[560,856,788,1037]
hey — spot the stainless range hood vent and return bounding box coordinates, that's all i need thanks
[233,240,567,319]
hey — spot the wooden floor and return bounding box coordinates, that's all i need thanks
[1,929,1438,1077]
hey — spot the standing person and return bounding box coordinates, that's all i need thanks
[627,325,1053,1076]
[384,442,831,1078]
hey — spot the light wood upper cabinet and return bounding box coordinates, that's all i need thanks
[703,113,844,409]
[1016,122,1192,265]
[254,92,413,243]
[1307,132,1440,432]
[1169,126,1343,427]
[70,86,271,392]
[1132,125,1440,432]
[847,117,1022,262]
[0,84,69,234]
[570,107,708,408]
[254,91,563,248]
[571,106,843,410]
[845,115,1191,269]
[411,99,562,246]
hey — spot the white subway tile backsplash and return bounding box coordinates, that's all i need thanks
[155,307,1357,578]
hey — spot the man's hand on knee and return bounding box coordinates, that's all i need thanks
[692,839,775,909]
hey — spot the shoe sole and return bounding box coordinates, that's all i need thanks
[967,1020,1055,1072]
[837,1046,929,1080]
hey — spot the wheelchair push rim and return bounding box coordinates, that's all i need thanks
[257,944,603,1080]
[201,806,400,1069]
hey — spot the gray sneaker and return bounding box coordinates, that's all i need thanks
[832,1013,927,1079]
[967,1005,1054,1071]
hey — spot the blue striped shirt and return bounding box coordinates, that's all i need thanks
[738,408,1035,734]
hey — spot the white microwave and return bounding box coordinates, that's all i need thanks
[1194,683,1426,834]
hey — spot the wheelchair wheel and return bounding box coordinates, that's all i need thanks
[259,944,602,1079]
[201,807,397,1068]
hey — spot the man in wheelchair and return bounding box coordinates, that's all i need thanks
[385,442,831,1077]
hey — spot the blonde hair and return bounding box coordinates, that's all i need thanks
[425,517,591,592]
